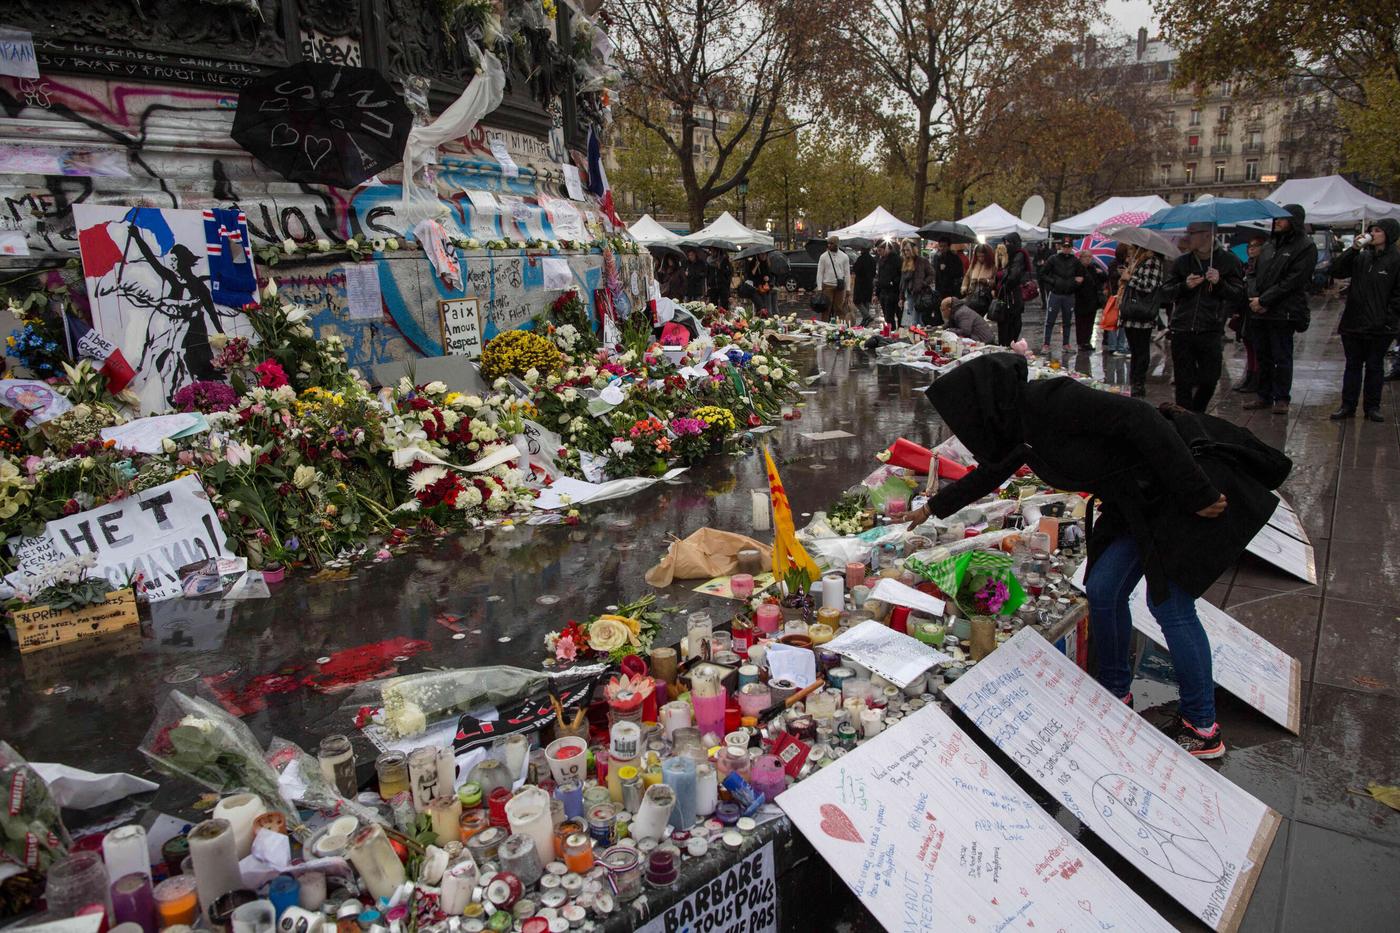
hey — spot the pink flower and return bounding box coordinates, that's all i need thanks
[254,359,288,389]
[555,633,578,663]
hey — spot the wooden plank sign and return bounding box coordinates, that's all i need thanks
[12,589,139,654]
[1245,522,1315,584]
[778,703,1173,933]
[945,628,1281,933]
[439,297,483,359]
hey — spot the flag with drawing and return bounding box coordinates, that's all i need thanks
[762,446,820,579]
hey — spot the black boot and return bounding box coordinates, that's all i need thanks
[1365,410,1386,423]
[1329,407,1356,421]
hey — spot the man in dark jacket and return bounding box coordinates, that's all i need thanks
[682,248,708,301]
[852,246,877,326]
[1042,238,1082,349]
[1330,219,1400,422]
[1243,203,1317,414]
[933,238,964,308]
[876,242,902,329]
[1160,222,1246,412]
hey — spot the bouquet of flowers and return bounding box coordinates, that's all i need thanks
[480,328,565,381]
[0,741,69,874]
[605,416,670,478]
[544,595,666,663]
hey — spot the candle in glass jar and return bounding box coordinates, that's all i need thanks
[649,647,678,687]
[375,751,409,801]
[729,574,754,600]
[661,756,697,830]
[187,820,242,922]
[504,786,555,866]
[427,796,463,845]
[45,852,110,920]
[689,671,726,740]
[211,794,265,860]
[111,872,157,933]
[317,735,357,798]
[735,683,770,720]
[694,762,719,817]
[153,875,199,928]
[103,825,151,887]
[754,603,781,634]
[736,548,763,576]
[408,747,442,811]
[686,614,713,661]
[347,824,405,902]
[296,871,326,911]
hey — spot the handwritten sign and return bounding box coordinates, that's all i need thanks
[636,842,777,933]
[100,413,201,455]
[0,27,39,79]
[542,257,572,290]
[465,189,499,213]
[825,619,950,689]
[0,379,73,425]
[439,297,483,359]
[488,137,519,178]
[11,475,228,602]
[343,263,384,321]
[561,164,584,200]
[945,628,1281,932]
[1245,522,1315,584]
[778,703,1172,933]
[12,589,139,654]
[1266,495,1307,543]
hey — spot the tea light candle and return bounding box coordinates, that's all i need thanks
[729,574,755,600]
[504,786,556,866]
[347,824,406,902]
[750,491,770,531]
[103,825,151,887]
[754,603,781,634]
[153,875,199,928]
[187,819,242,922]
[211,794,265,859]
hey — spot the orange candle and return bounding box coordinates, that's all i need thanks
[458,811,489,842]
[562,832,595,873]
[153,875,199,928]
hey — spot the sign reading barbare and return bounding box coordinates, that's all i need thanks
[439,297,483,359]
[636,841,777,933]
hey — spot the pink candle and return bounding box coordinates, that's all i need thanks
[690,672,727,740]
[754,603,781,634]
[845,562,865,588]
[730,574,755,600]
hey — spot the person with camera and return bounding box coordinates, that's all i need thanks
[1160,222,1245,413]
[1330,220,1400,422]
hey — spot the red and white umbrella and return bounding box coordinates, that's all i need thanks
[1077,210,1154,269]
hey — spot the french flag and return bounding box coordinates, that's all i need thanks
[586,127,623,230]
[64,314,136,394]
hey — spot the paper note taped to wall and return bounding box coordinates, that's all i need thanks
[0,27,38,79]
[542,257,572,290]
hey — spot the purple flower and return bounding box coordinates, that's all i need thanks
[171,380,239,413]
[669,417,706,437]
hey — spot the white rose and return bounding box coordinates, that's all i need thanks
[465,395,483,408]
[345,237,360,250]
[315,238,331,252]
[386,237,400,250]
[293,465,318,489]
[425,381,447,394]
[161,437,177,454]
[523,368,540,386]
[282,238,299,254]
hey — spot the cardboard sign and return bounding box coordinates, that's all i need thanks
[778,703,1172,933]
[946,629,1281,932]
[12,589,139,654]
[439,297,483,359]
[824,619,950,689]
[636,841,777,933]
[11,475,229,602]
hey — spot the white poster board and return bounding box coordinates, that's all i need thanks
[946,629,1281,933]
[1245,522,1315,584]
[867,577,946,618]
[778,704,1172,933]
[438,297,483,359]
[561,164,585,201]
[1266,496,1307,544]
[636,841,776,933]
[8,475,230,602]
[824,619,950,689]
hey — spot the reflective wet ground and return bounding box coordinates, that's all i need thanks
[4,294,1398,931]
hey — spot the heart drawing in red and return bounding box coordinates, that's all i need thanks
[818,803,864,843]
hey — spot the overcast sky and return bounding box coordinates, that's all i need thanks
[1105,0,1158,34]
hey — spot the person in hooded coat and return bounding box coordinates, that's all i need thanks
[903,353,1291,759]
[996,232,1030,346]
[1244,203,1317,415]
[1330,219,1400,422]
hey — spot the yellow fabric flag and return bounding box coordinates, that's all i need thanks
[762,445,821,579]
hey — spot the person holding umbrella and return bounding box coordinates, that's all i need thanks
[1159,222,1245,412]
[1329,220,1400,422]
[1243,204,1317,415]
[683,247,708,301]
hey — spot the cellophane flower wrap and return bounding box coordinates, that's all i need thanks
[0,741,70,875]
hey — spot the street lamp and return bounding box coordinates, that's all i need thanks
[738,178,749,226]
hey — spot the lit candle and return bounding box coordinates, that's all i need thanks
[504,786,555,867]
[186,820,242,922]
[211,794,265,859]
[103,826,151,887]
[427,796,463,845]
[346,824,405,902]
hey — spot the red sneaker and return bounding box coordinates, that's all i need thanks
[1172,718,1225,760]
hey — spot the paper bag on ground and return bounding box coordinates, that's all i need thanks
[645,528,772,587]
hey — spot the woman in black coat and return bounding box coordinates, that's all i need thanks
[682,249,708,301]
[1072,250,1106,350]
[1330,218,1400,421]
[904,354,1290,758]
[996,232,1029,345]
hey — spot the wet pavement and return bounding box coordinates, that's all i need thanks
[4,293,1398,931]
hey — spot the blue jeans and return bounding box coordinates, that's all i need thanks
[1084,535,1216,727]
[1103,327,1129,352]
[1044,293,1074,346]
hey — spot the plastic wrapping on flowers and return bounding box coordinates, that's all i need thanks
[372,666,549,739]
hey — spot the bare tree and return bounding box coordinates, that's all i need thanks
[609,0,837,230]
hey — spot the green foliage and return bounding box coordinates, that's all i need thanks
[1340,75,1400,196]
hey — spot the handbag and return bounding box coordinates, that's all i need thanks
[1119,286,1159,324]
[987,297,1007,323]
[1018,251,1039,302]
[915,288,937,316]
[1100,293,1121,331]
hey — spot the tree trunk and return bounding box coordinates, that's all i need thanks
[782,180,791,250]
[912,104,933,225]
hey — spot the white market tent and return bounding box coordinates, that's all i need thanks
[828,206,919,240]
[1050,195,1172,235]
[958,203,1049,241]
[1266,175,1400,226]
[627,213,684,245]
[686,211,775,247]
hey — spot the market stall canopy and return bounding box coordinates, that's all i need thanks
[1266,175,1400,225]
[1050,195,1172,235]
[627,214,684,245]
[687,211,774,248]
[957,203,1049,241]
[1142,196,1291,230]
[828,206,918,240]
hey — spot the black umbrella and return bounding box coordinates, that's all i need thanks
[734,244,777,260]
[917,220,978,243]
[233,62,413,189]
[696,237,740,251]
[646,243,686,260]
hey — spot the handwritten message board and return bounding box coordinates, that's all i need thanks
[9,475,228,602]
[1266,496,1307,544]
[946,629,1280,933]
[825,619,950,689]
[778,703,1172,933]
[439,297,483,359]
[635,841,776,933]
[12,589,139,654]
[1246,520,1315,584]
[1127,583,1301,733]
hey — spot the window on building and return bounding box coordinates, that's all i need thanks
[1249,104,1262,122]
[1248,130,1262,147]
[1159,164,1172,185]
[1187,134,1200,151]
[1245,160,1259,181]
[1189,108,1201,125]
[1185,162,1197,183]
[1218,105,1231,123]
[1214,162,1226,182]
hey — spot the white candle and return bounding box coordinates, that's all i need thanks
[212,794,265,859]
[297,871,326,910]
[503,786,554,867]
[407,747,441,812]
[439,859,478,916]
[751,491,771,531]
[631,784,676,843]
[347,824,405,902]
[102,825,150,887]
[187,819,242,922]
[694,763,718,818]
[503,736,529,784]
[821,574,844,610]
[860,708,884,739]
[435,746,457,799]
[230,899,276,933]
[659,701,692,739]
